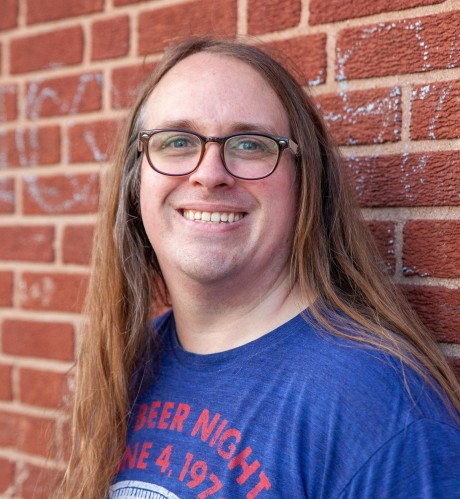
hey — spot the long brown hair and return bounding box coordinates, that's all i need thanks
[60,38,460,498]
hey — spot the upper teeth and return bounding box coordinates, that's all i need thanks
[183,210,243,223]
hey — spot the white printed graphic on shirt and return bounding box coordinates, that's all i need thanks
[109,480,180,499]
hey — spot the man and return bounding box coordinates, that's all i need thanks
[61,39,460,498]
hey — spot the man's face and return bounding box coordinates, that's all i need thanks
[140,53,298,295]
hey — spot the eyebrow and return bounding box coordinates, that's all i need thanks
[151,119,279,136]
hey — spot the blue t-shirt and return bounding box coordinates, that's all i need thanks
[110,310,460,498]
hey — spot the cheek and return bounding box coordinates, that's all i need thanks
[254,169,298,250]
[275,169,298,241]
[269,164,298,215]
[139,175,152,226]
[139,165,163,232]
[139,164,183,233]
[140,163,165,213]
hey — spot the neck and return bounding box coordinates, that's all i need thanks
[165,270,306,354]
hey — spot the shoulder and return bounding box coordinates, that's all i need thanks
[338,418,460,497]
[271,311,457,426]
[278,313,460,496]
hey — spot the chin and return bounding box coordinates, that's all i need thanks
[184,264,238,283]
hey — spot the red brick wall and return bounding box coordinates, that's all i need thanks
[1,0,459,496]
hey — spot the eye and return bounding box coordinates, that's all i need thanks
[162,135,195,150]
[149,131,201,156]
[227,135,277,158]
[232,138,267,152]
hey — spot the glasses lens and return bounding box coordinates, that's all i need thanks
[224,135,279,179]
[147,131,202,175]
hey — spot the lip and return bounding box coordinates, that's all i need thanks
[178,202,249,212]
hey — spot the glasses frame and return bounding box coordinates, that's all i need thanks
[137,128,299,180]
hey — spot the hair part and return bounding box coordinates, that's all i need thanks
[59,37,460,498]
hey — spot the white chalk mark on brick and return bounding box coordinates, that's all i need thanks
[69,73,103,114]
[447,36,459,69]
[15,127,40,167]
[0,85,16,123]
[345,155,376,197]
[308,74,325,87]
[0,129,8,169]
[0,178,14,206]
[428,85,453,140]
[400,151,428,201]
[83,130,106,162]
[414,84,431,101]
[335,44,353,83]
[321,87,401,144]
[26,82,59,120]
[409,20,430,71]
[26,73,103,119]
[336,17,450,82]
[18,275,55,308]
[24,173,98,213]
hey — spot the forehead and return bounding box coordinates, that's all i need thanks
[143,52,289,135]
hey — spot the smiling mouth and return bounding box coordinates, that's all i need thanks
[182,209,245,223]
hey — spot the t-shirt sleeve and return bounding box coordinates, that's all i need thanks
[337,418,460,498]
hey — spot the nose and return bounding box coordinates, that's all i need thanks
[188,142,236,189]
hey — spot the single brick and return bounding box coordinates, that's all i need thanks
[316,87,401,145]
[0,365,12,401]
[0,178,15,213]
[0,0,18,30]
[92,15,130,61]
[114,0,142,4]
[310,0,444,25]
[342,151,460,208]
[0,458,14,494]
[19,368,69,408]
[26,72,103,119]
[336,11,460,81]
[0,272,13,307]
[18,462,62,499]
[0,225,54,262]
[0,126,60,167]
[0,84,17,121]
[111,62,156,109]
[138,0,237,55]
[403,221,460,278]
[10,26,83,74]
[248,0,301,35]
[62,224,94,265]
[19,272,88,313]
[0,411,56,457]
[68,119,120,163]
[366,221,396,274]
[27,0,104,24]
[22,173,100,215]
[264,34,327,86]
[411,80,460,140]
[2,319,74,360]
[401,285,460,343]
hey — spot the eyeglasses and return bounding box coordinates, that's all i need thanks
[138,129,299,180]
